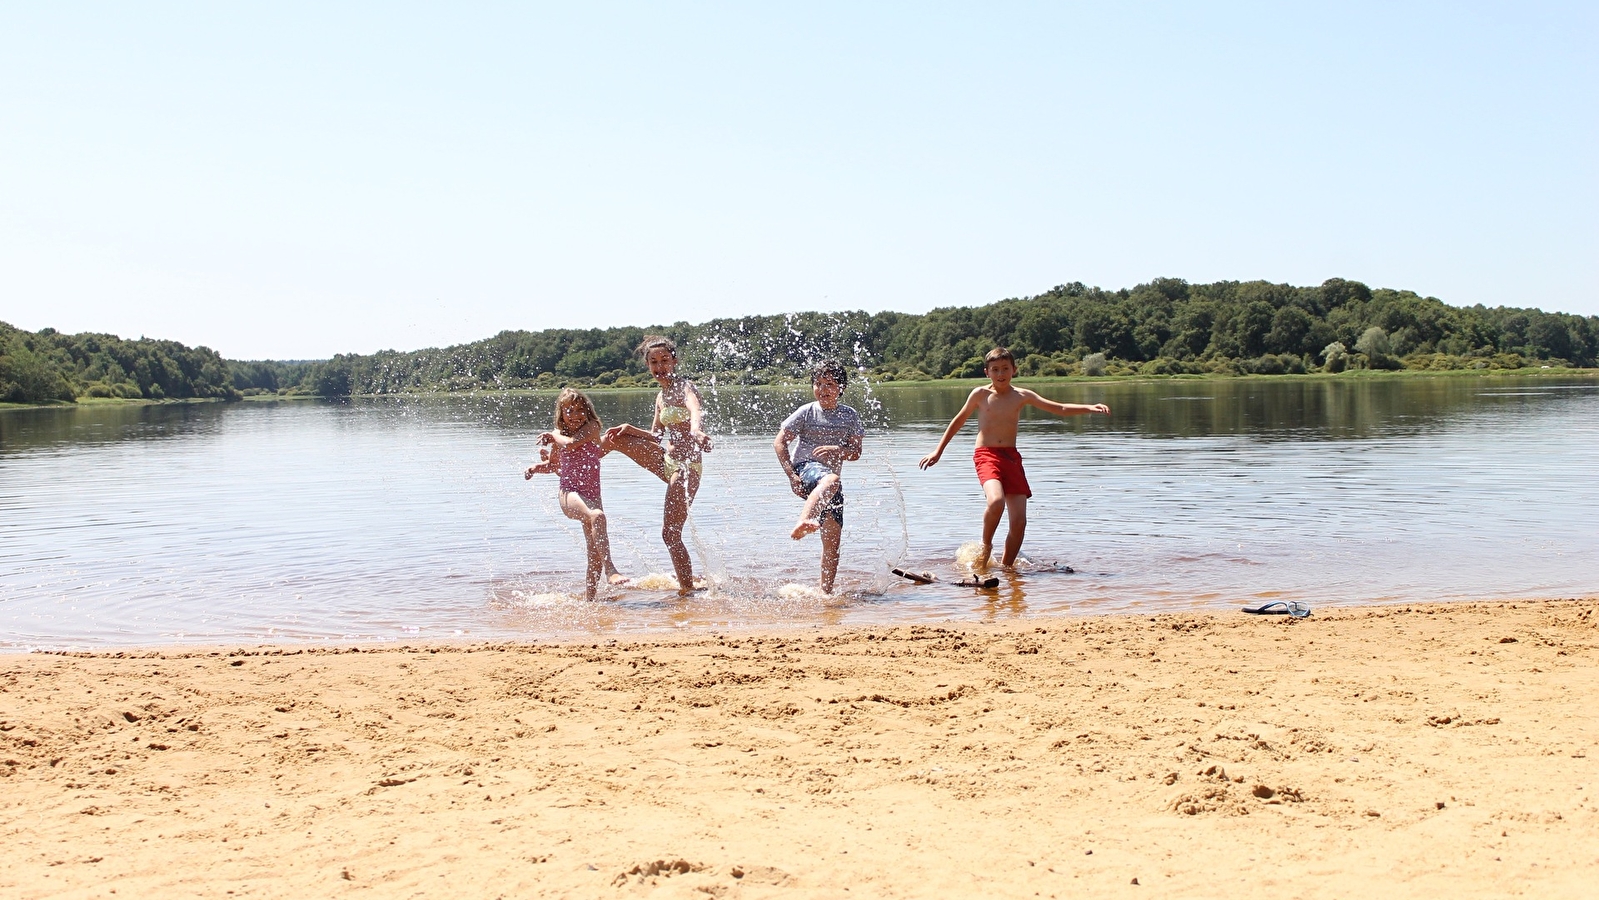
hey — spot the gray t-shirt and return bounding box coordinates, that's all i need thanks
[780,402,865,473]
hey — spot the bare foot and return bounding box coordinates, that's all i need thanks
[791,519,820,540]
[607,572,631,586]
[977,544,994,569]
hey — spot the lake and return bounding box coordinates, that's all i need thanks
[2,375,1596,650]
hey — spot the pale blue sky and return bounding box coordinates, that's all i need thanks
[2,2,1593,360]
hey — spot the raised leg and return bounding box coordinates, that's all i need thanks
[606,431,669,482]
[792,472,839,540]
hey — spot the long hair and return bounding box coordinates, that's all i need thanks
[553,387,602,437]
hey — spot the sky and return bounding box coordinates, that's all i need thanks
[1,2,1594,360]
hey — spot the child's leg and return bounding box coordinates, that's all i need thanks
[559,491,607,600]
[979,478,1006,567]
[661,464,702,594]
[608,431,669,483]
[791,472,840,539]
[1000,494,1028,567]
[587,498,627,584]
[819,516,842,593]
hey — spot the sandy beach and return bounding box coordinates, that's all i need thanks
[3,598,1595,898]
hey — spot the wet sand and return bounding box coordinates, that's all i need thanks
[3,599,1595,898]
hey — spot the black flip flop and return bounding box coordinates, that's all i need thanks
[891,567,935,584]
[1242,601,1310,618]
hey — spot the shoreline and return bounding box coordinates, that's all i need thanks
[4,598,1594,897]
[5,367,1595,411]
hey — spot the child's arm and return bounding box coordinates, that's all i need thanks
[542,418,603,450]
[1020,389,1110,418]
[524,445,560,480]
[774,429,806,497]
[918,390,981,469]
[810,433,862,468]
[572,418,604,445]
[682,382,712,452]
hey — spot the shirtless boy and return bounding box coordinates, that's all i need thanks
[918,347,1109,567]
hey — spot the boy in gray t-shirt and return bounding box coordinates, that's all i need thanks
[774,361,864,593]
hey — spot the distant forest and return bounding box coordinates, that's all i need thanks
[5,278,1597,404]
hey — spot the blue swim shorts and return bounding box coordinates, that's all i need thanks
[795,460,845,526]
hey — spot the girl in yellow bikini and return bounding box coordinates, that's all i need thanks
[602,335,711,594]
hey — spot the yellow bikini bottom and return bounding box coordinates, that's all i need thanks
[663,456,704,481]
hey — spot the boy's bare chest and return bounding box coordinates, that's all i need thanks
[977,390,1026,419]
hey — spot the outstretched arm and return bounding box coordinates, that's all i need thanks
[918,390,980,469]
[543,418,604,450]
[524,445,561,479]
[1021,389,1109,418]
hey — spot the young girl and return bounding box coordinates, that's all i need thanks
[524,388,626,600]
[601,335,710,595]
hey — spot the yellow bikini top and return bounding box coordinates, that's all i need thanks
[658,404,691,426]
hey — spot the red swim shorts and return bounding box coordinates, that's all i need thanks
[973,446,1031,498]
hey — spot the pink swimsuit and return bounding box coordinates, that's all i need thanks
[558,440,603,500]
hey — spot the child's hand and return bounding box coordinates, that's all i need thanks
[788,471,807,498]
[538,431,556,445]
[523,465,537,480]
[811,445,845,467]
[918,450,941,469]
[1088,403,1110,415]
[691,428,713,452]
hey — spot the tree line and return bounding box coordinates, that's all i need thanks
[6,277,1596,404]
[1,322,236,404]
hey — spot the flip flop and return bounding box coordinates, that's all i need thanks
[954,575,1001,589]
[891,567,936,584]
[1242,601,1310,618]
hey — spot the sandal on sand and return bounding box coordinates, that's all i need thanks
[1243,601,1311,618]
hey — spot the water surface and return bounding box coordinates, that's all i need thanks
[2,376,1595,650]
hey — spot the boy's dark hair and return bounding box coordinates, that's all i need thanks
[636,335,677,358]
[983,347,1016,369]
[811,360,848,386]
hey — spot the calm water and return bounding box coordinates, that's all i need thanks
[2,376,1596,650]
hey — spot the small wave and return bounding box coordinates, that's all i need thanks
[628,572,686,592]
[776,582,829,602]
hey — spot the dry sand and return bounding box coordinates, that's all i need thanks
[3,599,1596,898]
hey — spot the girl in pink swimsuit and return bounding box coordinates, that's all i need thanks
[524,388,627,600]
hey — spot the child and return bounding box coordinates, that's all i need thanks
[601,336,711,595]
[524,388,626,600]
[774,360,864,593]
[918,347,1109,568]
